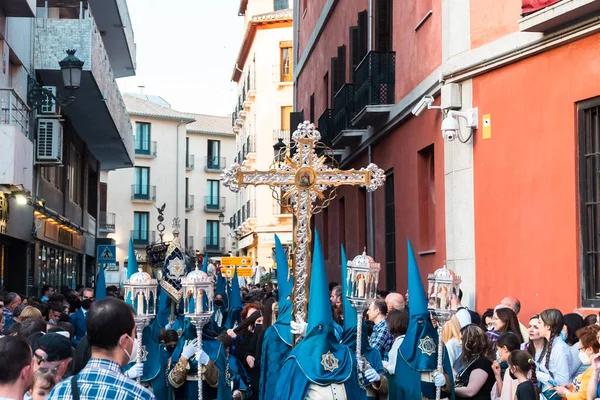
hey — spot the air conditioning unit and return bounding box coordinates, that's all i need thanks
[40,86,58,115]
[36,119,63,164]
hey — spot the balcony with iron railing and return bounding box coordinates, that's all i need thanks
[0,89,30,138]
[131,230,155,246]
[204,196,226,213]
[134,140,157,158]
[317,108,334,148]
[353,51,396,126]
[186,195,195,211]
[131,185,156,202]
[186,154,195,170]
[332,83,366,148]
[205,156,225,172]
[204,237,226,253]
[99,212,116,233]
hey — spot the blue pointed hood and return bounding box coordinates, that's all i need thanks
[96,265,106,300]
[225,268,243,329]
[201,255,208,273]
[215,272,228,310]
[285,229,354,385]
[340,245,357,331]
[399,238,439,371]
[127,238,138,278]
[273,234,294,345]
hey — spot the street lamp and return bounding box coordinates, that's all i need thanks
[28,49,84,112]
[219,212,234,227]
[273,138,287,164]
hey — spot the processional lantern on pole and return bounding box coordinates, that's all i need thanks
[346,250,380,383]
[182,263,215,400]
[427,264,461,400]
[123,267,158,384]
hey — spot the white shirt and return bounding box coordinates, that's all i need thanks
[536,337,573,391]
[306,383,347,399]
[445,338,462,371]
[384,335,404,375]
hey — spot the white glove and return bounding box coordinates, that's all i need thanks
[196,350,210,366]
[165,321,173,330]
[125,362,144,379]
[290,320,307,337]
[364,368,380,383]
[433,372,446,388]
[182,338,198,360]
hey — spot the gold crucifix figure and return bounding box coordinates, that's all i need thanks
[221,121,385,336]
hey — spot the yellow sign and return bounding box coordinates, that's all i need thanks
[482,114,491,139]
[221,267,253,277]
[221,257,252,266]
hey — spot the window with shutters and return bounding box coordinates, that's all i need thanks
[280,42,293,82]
[324,72,329,109]
[68,144,82,205]
[579,97,600,304]
[133,167,150,199]
[331,57,338,96]
[384,170,396,291]
[358,10,368,61]
[133,212,149,244]
[135,122,151,154]
[42,166,62,190]
[418,145,436,251]
[274,0,289,11]
[375,0,393,52]
[349,26,360,82]
[336,45,347,90]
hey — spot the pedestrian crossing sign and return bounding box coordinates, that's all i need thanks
[97,245,116,263]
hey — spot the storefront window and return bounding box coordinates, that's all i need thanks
[36,243,82,294]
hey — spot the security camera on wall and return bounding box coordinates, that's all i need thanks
[441,108,478,143]
[411,96,435,116]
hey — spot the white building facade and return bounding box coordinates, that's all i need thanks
[103,94,235,281]
[229,0,294,270]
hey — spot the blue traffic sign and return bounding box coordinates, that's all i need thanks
[97,245,116,263]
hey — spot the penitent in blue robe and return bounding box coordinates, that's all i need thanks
[259,303,293,400]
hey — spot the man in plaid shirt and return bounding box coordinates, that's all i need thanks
[47,297,154,400]
[367,299,393,361]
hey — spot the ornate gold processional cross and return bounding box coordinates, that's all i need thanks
[221,121,385,333]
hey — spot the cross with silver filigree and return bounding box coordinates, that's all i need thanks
[221,121,385,336]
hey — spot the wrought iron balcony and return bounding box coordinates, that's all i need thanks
[99,212,116,233]
[131,185,156,202]
[186,154,195,170]
[353,51,396,126]
[134,140,157,157]
[332,83,366,148]
[204,196,226,213]
[186,195,195,211]
[317,109,334,148]
[205,156,225,172]
[131,230,155,246]
[0,89,30,138]
[204,237,226,253]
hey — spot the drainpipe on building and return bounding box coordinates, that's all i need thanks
[368,145,375,255]
[368,0,373,51]
[176,121,185,220]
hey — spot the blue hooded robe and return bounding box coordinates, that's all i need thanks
[259,235,294,400]
[274,231,361,400]
[391,239,455,400]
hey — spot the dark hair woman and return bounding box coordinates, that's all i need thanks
[491,332,522,399]
[455,325,496,399]
[385,309,409,375]
[507,350,538,400]
[536,309,571,397]
[562,313,586,380]
[493,308,524,344]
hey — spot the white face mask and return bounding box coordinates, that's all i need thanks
[121,335,138,363]
[579,350,591,365]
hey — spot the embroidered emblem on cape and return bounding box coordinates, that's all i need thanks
[167,257,186,279]
[321,351,340,372]
[418,335,436,356]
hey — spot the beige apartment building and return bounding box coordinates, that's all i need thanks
[101,94,235,281]
[228,0,294,269]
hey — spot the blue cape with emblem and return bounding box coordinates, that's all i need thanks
[274,231,360,399]
[160,234,188,303]
[259,235,294,400]
[391,239,454,400]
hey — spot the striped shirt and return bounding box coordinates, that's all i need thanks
[47,358,155,400]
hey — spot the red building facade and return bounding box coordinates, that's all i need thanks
[295,0,600,317]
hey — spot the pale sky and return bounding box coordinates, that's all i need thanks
[117,0,244,116]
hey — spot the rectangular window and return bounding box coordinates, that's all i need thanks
[133,212,149,244]
[349,26,360,82]
[579,98,600,304]
[206,180,220,209]
[336,45,346,91]
[42,166,62,190]
[68,144,82,205]
[375,0,393,53]
[384,171,396,291]
[207,140,221,169]
[274,0,289,12]
[135,122,151,154]
[281,106,292,130]
[418,145,436,251]
[206,220,219,249]
[280,42,293,82]
[133,167,150,199]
